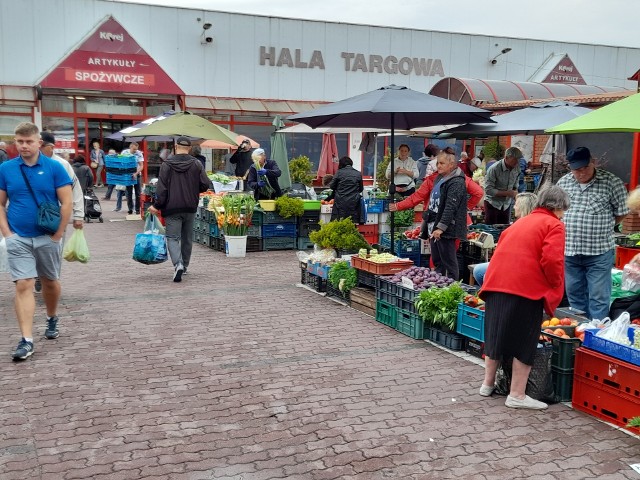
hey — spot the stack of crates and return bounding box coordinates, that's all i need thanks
[378,234,421,265]
[105,154,138,186]
[254,210,297,251]
[297,210,320,250]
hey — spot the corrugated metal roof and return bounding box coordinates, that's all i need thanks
[479,90,634,111]
[184,96,327,114]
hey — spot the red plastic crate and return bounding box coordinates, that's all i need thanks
[574,347,640,401]
[413,211,422,223]
[615,245,640,269]
[572,376,640,434]
[363,234,377,245]
[357,224,379,237]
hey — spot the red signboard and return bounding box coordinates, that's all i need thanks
[40,17,183,95]
[543,55,586,85]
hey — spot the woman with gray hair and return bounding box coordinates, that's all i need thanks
[477,185,569,410]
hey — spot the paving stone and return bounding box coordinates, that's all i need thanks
[0,208,637,479]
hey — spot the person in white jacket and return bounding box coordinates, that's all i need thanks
[385,144,419,197]
[38,132,85,293]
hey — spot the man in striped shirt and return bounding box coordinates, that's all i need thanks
[557,147,629,320]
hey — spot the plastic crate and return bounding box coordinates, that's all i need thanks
[552,367,574,402]
[375,276,397,296]
[465,338,485,359]
[357,224,379,237]
[541,332,582,370]
[317,264,331,280]
[351,255,414,275]
[106,172,138,186]
[300,265,308,284]
[357,268,377,289]
[297,210,321,225]
[365,198,389,213]
[306,272,327,292]
[375,285,397,306]
[396,308,426,339]
[262,223,297,238]
[203,234,215,248]
[253,210,296,225]
[209,222,220,237]
[246,236,263,252]
[431,328,465,351]
[376,300,397,329]
[379,234,421,256]
[326,282,350,303]
[402,251,421,267]
[262,236,296,251]
[307,261,318,276]
[583,328,640,367]
[574,347,640,400]
[572,376,640,434]
[297,237,315,250]
[299,223,320,238]
[456,303,485,342]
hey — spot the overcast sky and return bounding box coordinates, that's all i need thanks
[117,0,640,48]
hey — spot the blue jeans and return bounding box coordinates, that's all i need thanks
[564,250,614,321]
[473,262,489,286]
[116,188,133,213]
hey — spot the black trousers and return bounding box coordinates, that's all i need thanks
[484,200,511,225]
[430,237,459,280]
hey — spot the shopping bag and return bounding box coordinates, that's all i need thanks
[144,212,165,235]
[132,233,168,265]
[494,343,556,403]
[0,237,8,273]
[62,229,90,263]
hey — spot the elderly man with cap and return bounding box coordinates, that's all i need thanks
[246,148,283,200]
[557,146,629,320]
[148,137,210,282]
[483,146,522,224]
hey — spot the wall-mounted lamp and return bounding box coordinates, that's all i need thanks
[201,22,213,45]
[490,47,512,65]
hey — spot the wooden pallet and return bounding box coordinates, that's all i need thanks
[350,287,376,317]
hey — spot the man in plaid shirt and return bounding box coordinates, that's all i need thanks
[557,147,629,320]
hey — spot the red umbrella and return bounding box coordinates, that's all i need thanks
[317,133,339,178]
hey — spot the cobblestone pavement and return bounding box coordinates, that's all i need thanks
[1,204,639,480]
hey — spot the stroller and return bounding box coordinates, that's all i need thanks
[84,188,104,223]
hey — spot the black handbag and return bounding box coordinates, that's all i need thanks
[20,166,62,235]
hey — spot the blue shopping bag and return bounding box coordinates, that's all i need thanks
[132,214,168,265]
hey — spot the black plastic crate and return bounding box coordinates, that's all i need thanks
[297,237,315,250]
[326,282,350,303]
[299,222,321,238]
[254,210,297,225]
[246,236,263,252]
[357,269,376,289]
[297,211,321,226]
[306,272,327,292]
[262,236,296,251]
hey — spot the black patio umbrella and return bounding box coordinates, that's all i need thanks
[439,100,593,182]
[288,84,494,253]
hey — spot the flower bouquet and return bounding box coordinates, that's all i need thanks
[213,193,257,236]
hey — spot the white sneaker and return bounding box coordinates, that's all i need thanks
[479,384,495,397]
[505,395,548,410]
[173,264,184,283]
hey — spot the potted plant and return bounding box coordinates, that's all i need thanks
[481,138,505,164]
[289,155,315,186]
[309,218,371,253]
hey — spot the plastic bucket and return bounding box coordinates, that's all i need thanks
[225,235,247,258]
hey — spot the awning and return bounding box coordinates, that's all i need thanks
[429,77,629,106]
[184,96,326,115]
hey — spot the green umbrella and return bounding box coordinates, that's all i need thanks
[127,111,240,144]
[546,92,640,134]
[270,115,291,190]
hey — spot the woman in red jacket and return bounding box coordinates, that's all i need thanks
[478,186,569,410]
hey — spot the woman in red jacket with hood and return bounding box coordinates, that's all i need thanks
[478,185,569,410]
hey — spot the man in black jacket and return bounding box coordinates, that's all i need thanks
[148,137,210,282]
[229,138,253,179]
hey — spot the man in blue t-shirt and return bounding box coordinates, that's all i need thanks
[0,122,73,361]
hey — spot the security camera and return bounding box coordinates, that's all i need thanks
[205,36,213,43]
[501,48,512,54]
[203,23,212,30]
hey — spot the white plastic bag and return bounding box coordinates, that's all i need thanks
[0,237,8,273]
[596,312,631,345]
[622,262,640,291]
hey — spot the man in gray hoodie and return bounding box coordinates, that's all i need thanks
[148,137,211,282]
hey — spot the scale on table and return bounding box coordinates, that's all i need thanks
[469,232,495,262]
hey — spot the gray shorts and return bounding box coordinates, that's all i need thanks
[5,234,63,281]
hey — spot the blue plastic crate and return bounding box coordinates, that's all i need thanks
[317,264,331,279]
[365,198,389,213]
[456,303,485,342]
[209,222,219,237]
[379,234,421,256]
[105,154,138,170]
[262,223,297,238]
[583,327,640,367]
[106,172,137,186]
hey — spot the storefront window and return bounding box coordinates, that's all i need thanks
[42,96,73,113]
[75,96,143,116]
[0,114,34,136]
[41,116,76,154]
[146,99,177,116]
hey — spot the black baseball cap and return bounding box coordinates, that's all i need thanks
[41,131,55,146]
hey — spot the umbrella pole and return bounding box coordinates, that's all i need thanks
[372,133,378,189]
[390,113,395,255]
[551,135,556,184]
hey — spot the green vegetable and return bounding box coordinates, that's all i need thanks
[628,416,640,428]
[414,283,465,331]
[390,209,414,227]
[208,173,234,184]
[275,196,304,218]
[309,218,370,251]
[328,261,357,295]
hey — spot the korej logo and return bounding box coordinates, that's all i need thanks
[99,31,124,42]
